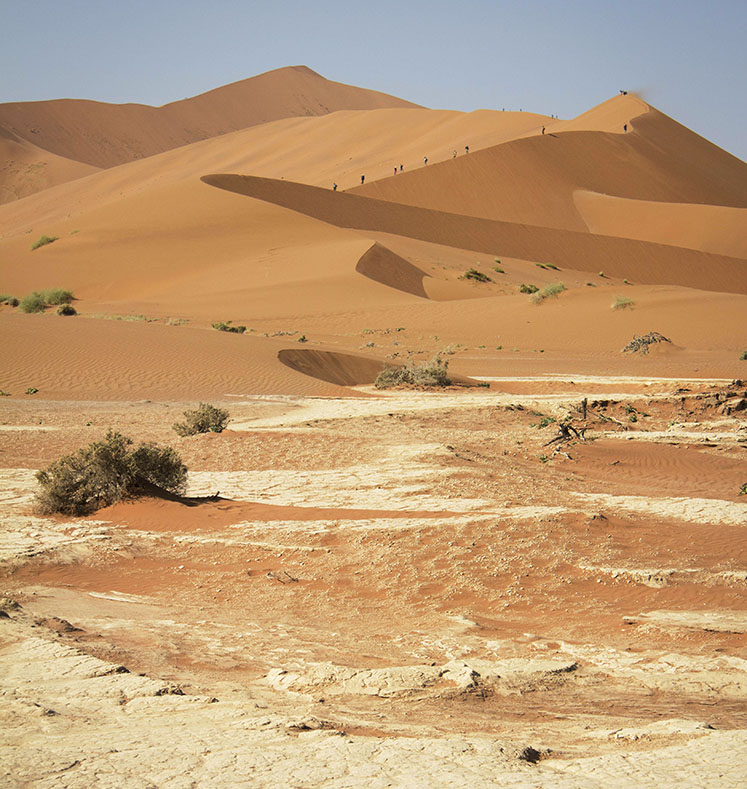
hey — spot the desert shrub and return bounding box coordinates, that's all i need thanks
[531,282,566,304]
[375,355,451,389]
[31,235,58,251]
[0,294,18,306]
[622,332,671,354]
[493,266,505,274]
[57,304,77,316]
[612,295,634,310]
[740,351,747,361]
[212,321,246,333]
[173,402,230,436]
[298,334,308,343]
[536,262,560,271]
[35,430,187,515]
[464,268,492,283]
[739,483,747,495]
[518,283,539,294]
[19,292,47,313]
[40,288,74,305]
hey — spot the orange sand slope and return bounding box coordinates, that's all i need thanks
[0,106,553,234]
[574,191,747,258]
[0,126,99,205]
[0,65,419,171]
[353,97,747,236]
[0,312,367,400]
[203,174,747,294]
[1,86,746,398]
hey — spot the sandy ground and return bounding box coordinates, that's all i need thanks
[1,377,746,786]
[1,73,746,785]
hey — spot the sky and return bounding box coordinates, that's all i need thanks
[1,0,746,160]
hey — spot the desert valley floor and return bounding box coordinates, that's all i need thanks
[1,67,746,786]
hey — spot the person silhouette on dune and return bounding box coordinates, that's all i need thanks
[333,182,337,191]
[361,175,365,184]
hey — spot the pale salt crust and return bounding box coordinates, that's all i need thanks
[571,492,747,527]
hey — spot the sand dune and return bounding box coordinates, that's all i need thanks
[0,106,552,236]
[0,65,419,171]
[574,191,747,258]
[0,86,744,398]
[0,311,360,400]
[202,174,747,294]
[353,96,747,230]
[0,126,98,205]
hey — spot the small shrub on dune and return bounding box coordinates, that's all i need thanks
[463,268,492,283]
[173,402,230,436]
[530,282,566,304]
[40,288,74,305]
[740,350,747,361]
[31,235,58,251]
[518,283,539,294]
[0,294,19,307]
[612,295,634,310]
[375,354,451,389]
[19,292,47,313]
[35,430,187,516]
[57,304,77,316]
[212,321,246,334]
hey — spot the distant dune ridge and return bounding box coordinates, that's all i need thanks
[0,65,420,171]
[0,67,745,398]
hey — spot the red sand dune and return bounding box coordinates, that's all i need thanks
[0,65,419,171]
[573,191,747,259]
[0,83,745,397]
[0,127,99,204]
[352,97,747,233]
[0,311,362,400]
[201,174,747,294]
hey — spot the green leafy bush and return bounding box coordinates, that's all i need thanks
[0,294,19,306]
[212,321,246,333]
[518,283,539,294]
[375,355,451,389]
[31,235,58,251]
[173,403,230,436]
[35,430,187,515]
[19,292,47,313]
[531,283,566,304]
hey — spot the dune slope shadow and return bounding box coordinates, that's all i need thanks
[355,242,429,298]
[278,349,386,386]
[201,174,747,294]
[279,348,483,388]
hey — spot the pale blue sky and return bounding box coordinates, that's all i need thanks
[1,0,745,159]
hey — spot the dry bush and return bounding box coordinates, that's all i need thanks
[173,402,230,436]
[531,282,566,304]
[612,295,634,310]
[36,430,187,515]
[375,355,451,389]
[31,235,58,251]
[212,321,246,333]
